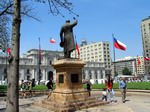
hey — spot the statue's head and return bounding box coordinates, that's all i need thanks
[66,20,70,23]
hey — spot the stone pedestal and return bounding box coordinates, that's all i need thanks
[35,59,109,112]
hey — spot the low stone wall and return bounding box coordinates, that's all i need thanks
[1,89,150,97]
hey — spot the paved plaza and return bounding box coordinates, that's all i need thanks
[0,91,150,112]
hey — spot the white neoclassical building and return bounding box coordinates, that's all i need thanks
[0,49,107,84]
[82,61,106,84]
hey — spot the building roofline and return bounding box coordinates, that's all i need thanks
[142,16,150,22]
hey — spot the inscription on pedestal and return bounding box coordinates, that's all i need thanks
[59,74,64,83]
[71,74,78,83]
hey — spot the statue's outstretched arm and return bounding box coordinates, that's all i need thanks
[71,18,78,28]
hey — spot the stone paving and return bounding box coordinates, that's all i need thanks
[0,91,150,112]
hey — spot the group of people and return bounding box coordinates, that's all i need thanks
[20,78,54,99]
[20,79,35,98]
[101,76,127,103]
[85,76,127,103]
[102,76,116,102]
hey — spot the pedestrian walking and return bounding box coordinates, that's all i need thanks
[101,88,107,101]
[106,76,116,102]
[46,78,53,99]
[86,80,92,97]
[28,80,33,97]
[20,80,27,98]
[119,77,127,103]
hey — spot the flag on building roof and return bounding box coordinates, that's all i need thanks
[50,38,56,43]
[144,57,150,61]
[113,37,126,51]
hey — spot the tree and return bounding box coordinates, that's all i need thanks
[0,15,10,51]
[0,0,76,112]
[122,67,132,75]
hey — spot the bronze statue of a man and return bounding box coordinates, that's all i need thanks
[60,17,78,58]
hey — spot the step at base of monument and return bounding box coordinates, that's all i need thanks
[35,97,110,112]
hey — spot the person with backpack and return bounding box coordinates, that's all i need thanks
[28,79,35,97]
[32,79,35,87]
[20,80,26,98]
[86,80,92,97]
[46,78,53,99]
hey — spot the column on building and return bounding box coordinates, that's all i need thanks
[22,69,26,80]
[98,70,104,84]
[85,70,89,79]
[31,69,35,79]
[34,68,38,81]
[90,70,95,84]
[53,70,56,82]
[102,70,106,79]
[41,68,47,81]
[19,69,24,80]
[97,70,101,79]
[91,70,95,79]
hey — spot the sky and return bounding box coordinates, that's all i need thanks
[20,0,150,59]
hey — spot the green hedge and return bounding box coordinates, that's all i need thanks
[0,85,7,92]
[0,82,150,92]
[84,82,150,90]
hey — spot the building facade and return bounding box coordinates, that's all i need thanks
[111,56,145,77]
[141,16,150,75]
[0,49,63,84]
[82,61,106,84]
[72,38,112,75]
[0,49,107,84]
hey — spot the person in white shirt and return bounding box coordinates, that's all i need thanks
[102,88,107,101]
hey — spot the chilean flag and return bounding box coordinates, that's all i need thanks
[144,57,150,61]
[7,48,11,54]
[76,41,80,57]
[138,58,141,66]
[50,38,56,43]
[113,37,126,51]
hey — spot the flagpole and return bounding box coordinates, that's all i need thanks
[112,34,116,78]
[143,52,147,76]
[137,55,138,77]
[38,37,41,85]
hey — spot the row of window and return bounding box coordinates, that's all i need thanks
[80,43,109,51]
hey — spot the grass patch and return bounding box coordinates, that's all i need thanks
[0,82,150,92]
[84,82,150,90]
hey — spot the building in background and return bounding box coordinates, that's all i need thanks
[82,61,106,84]
[111,56,145,77]
[0,49,63,85]
[141,16,150,75]
[0,48,108,84]
[72,38,112,75]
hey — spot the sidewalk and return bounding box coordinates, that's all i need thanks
[0,90,150,112]
[0,95,49,112]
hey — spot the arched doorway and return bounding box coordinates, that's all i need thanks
[48,71,53,80]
